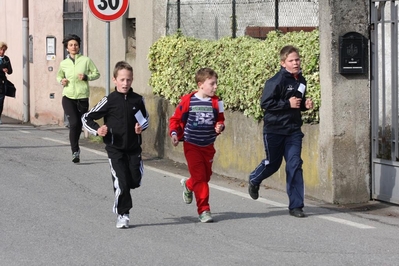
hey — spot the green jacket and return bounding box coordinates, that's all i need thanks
[56,54,100,99]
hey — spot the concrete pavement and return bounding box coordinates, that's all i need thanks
[1,114,399,224]
[2,117,399,265]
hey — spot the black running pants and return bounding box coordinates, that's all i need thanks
[62,96,89,153]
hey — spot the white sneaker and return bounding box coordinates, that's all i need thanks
[180,178,193,204]
[116,214,130,229]
[199,211,213,223]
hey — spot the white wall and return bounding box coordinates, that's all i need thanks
[0,0,65,125]
[0,0,24,120]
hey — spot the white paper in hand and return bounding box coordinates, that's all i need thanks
[218,101,224,113]
[135,110,147,126]
[298,83,306,96]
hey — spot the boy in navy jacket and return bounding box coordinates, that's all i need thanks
[248,46,313,218]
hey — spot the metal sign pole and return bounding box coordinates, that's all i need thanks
[106,21,110,96]
[88,0,129,96]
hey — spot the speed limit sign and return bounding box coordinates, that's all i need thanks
[88,0,129,22]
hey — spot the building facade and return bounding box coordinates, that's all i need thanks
[2,0,394,206]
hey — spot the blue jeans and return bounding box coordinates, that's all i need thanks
[249,131,305,210]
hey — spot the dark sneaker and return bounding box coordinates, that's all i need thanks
[289,208,306,218]
[199,211,213,223]
[72,150,80,163]
[180,178,193,204]
[248,178,259,200]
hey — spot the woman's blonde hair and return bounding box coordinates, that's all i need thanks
[0,42,8,50]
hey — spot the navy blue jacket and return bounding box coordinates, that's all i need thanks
[260,67,308,135]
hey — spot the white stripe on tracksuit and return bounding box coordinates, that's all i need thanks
[109,157,144,214]
[81,96,108,136]
[109,158,121,214]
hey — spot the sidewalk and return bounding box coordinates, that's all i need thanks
[2,115,399,226]
[0,115,25,125]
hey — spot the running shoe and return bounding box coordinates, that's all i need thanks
[180,178,193,204]
[199,211,213,223]
[116,214,130,229]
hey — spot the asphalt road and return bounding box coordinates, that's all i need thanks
[1,121,399,266]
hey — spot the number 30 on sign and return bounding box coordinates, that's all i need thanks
[88,0,129,22]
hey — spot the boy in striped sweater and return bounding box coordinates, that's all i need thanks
[169,67,225,223]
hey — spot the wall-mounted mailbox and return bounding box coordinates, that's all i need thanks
[46,36,56,61]
[339,32,367,74]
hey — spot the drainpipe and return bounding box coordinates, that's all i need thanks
[22,0,29,122]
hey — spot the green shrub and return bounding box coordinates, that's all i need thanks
[88,135,103,144]
[148,30,320,123]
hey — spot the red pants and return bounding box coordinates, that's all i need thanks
[183,141,216,214]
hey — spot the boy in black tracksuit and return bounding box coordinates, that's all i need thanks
[248,45,313,218]
[82,61,149,228]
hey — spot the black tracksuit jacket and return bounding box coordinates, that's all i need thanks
[82,88,149,158]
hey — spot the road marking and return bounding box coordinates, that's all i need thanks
[319,216,375,229]
[18,130,31,134]
[43,136,376,230]
[42,137,66,144]
[147,166,287,208]
[42,137,108,157]
[210,183,288,208]
[141,166,375,229]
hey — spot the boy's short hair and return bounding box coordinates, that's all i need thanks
[195,67,218,84]
[113,61,133,78]
[280,45,300,61]
[0,42,8,50]
[62,34,81,49]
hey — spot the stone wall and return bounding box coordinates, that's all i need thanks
[317,0,370,204]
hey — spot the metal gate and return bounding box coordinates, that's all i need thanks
[371,0,399,204]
